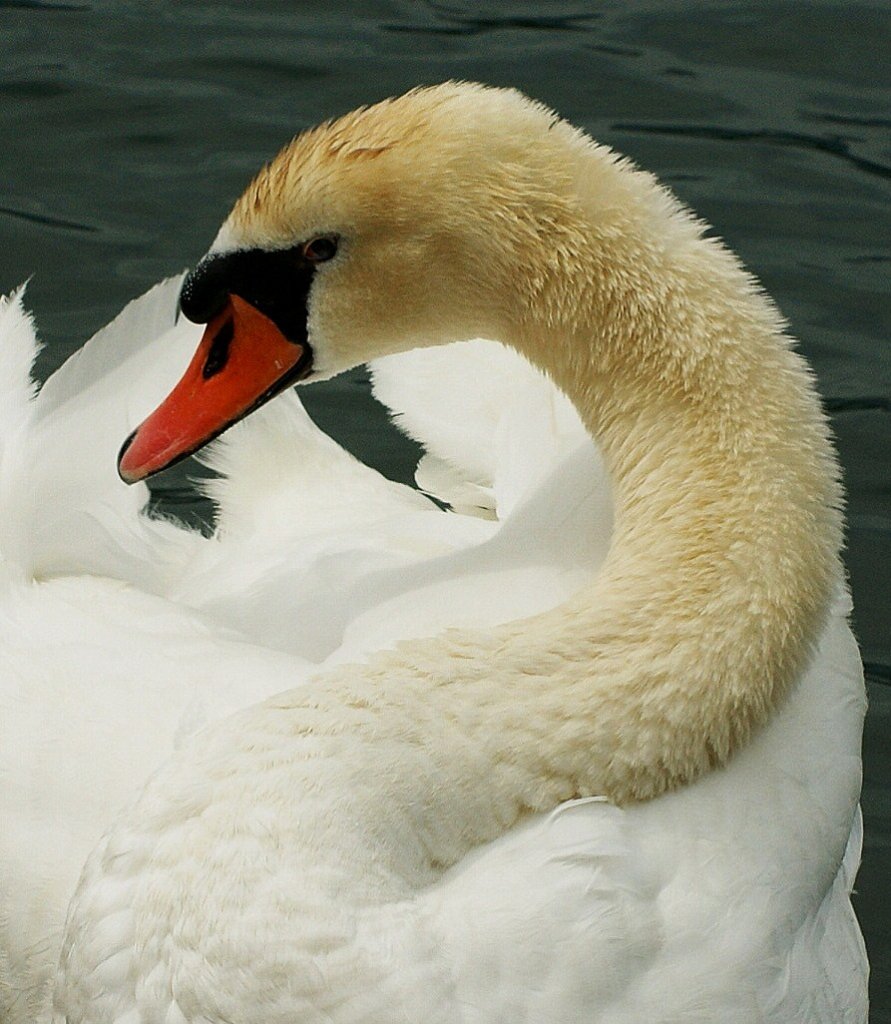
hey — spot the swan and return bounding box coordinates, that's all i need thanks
[1,279,607,1020]
[12,81,867,1020]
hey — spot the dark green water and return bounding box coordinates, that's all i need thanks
[1,0,889,1016]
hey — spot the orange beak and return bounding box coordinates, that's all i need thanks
[118,294,311,483]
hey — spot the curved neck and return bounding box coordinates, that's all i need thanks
[496,151,843,799]
[200,146,844,847]
[56,141,845,1018]
[260,150,842,838]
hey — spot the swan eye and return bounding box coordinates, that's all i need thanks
[303,236,338,263]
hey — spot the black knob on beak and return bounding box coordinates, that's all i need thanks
[179,255,232,324]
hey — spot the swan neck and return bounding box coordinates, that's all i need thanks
[55,133,847,1020]
[493,149,844,798]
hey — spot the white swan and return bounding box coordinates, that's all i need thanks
[3,81,867,1021]
[1,277,607,1019]
[0,286,615,1017]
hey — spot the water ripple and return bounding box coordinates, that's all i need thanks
[0,204,97,233]
[382,8,596,36]
[866,662,891,686]
[612,123,891,183]
[806,112,891,130]
[0,0,88,9]
[825,397,891,414]
[590,43,642,57]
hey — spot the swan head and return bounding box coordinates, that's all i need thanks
[118,82,586,483]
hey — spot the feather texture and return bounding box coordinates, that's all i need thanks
[0,81,869,1024]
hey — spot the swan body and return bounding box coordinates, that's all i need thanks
[0,285,606,1020]
[0,82,866,1022]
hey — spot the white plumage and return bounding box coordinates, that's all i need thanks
[1,82,869,1024]
[0,277,866,1023]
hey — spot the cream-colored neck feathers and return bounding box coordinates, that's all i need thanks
[499,139,843,799]
[243,84,841,806]
[56,84,843,1017]
[189,78,842,932]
